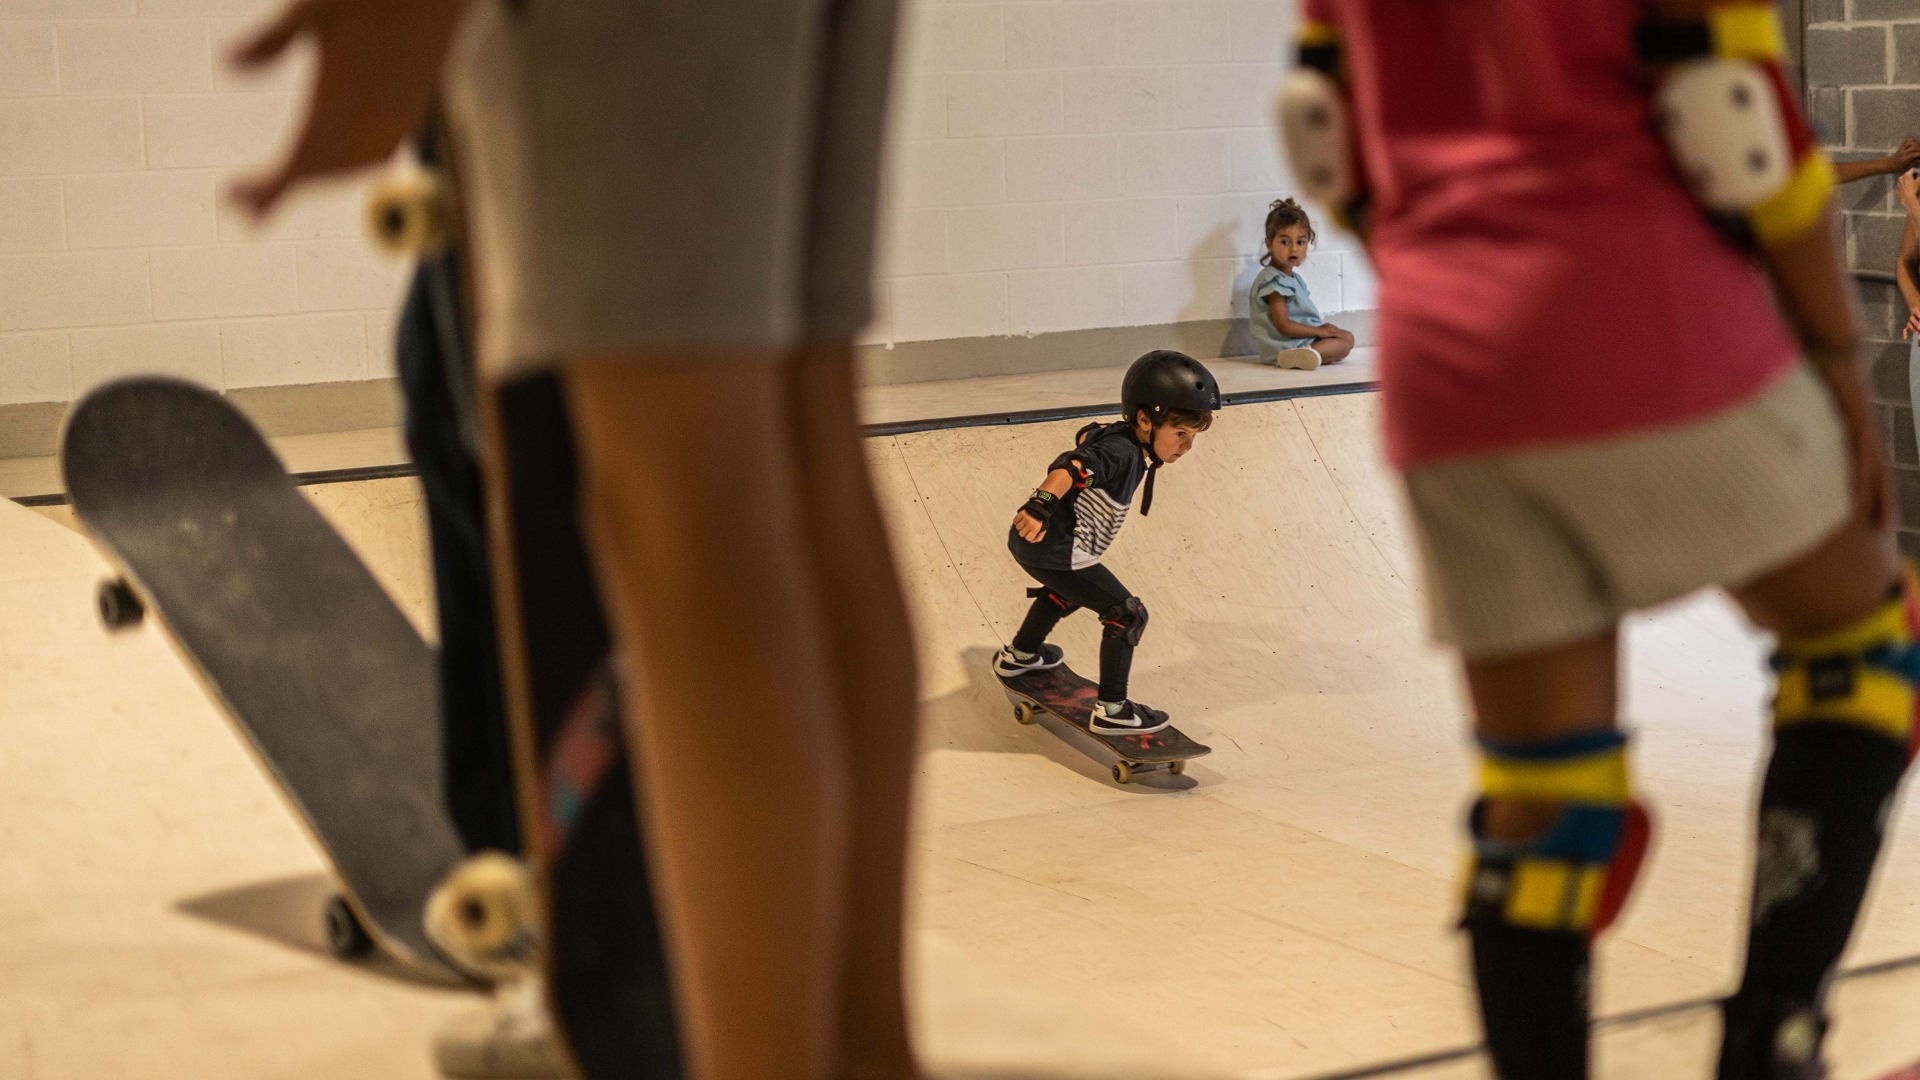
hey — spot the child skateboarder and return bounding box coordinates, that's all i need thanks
[995,350,1220,735]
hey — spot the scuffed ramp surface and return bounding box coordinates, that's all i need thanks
[61,378,462,980]
[875,393,1920,1080]
[0,497,468,1080]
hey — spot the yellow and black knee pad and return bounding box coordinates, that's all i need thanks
[1462,730,1652,940]
[1770,570,1920,760]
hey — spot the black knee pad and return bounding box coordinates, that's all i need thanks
[1100,596,1148,646]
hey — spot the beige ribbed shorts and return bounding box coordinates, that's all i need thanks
[1402,363,1853,660]
[441,0,899,382]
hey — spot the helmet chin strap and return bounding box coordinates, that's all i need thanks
[1137,416,1163,516]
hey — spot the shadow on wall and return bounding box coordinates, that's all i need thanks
[1192,221,1263,359]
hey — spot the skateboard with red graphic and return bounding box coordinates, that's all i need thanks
[995,660,1210,784]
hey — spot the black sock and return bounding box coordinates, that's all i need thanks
[1467,920,1590,1079]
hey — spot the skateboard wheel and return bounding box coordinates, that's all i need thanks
[1169,759,1186,776]
[96,578,145,630]
[425,851,539,979]
[1013,702,1036,725]
[366,168,452,258]
[1112,761,1133,784]
[324,894,375,959]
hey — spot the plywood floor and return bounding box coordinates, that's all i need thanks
[6,383,1918,1079]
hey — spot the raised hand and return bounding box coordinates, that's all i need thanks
[229,0,471,218]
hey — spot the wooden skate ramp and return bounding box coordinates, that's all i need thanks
[9,386,1920,1079]
[879,391,1920,1079]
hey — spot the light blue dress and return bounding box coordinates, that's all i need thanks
[1248,265,1325,363]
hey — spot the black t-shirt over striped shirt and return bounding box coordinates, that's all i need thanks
[1008,421,1148,571]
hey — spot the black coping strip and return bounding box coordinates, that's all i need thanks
[863,378,1377,437]
[1288,949,1920,1080]
[12,379,1378,507]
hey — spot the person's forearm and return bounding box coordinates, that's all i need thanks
[1836,157,1896,185]
[1757,212,1860,357]
[1895,219,1920,321]
[1898,258,1920,318]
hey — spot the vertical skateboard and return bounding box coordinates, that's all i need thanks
[468,374,682,1077]
[376,128,682,1074]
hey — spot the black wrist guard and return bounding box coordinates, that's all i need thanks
[1020,489,1060,523]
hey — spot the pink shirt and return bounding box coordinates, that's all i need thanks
[1304,0,1801,468]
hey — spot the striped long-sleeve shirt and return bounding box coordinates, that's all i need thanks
[1009,421,1148,571]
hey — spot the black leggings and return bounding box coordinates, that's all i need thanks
[1011,562,1136,702]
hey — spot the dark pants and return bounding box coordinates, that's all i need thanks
[396,259,520,856]
[1011,561,1136,702]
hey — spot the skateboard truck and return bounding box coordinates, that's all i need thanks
[1009,697,1190,784]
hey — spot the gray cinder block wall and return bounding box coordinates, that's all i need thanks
[1804,0,1920,558]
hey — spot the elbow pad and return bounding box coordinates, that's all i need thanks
[1640,3,1834,249]
[1277,20,1371,235]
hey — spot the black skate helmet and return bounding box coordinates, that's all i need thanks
[1118,350,1219,517]
[1121,350,1221,426]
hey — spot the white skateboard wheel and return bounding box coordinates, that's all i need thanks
[366,167,452,257]
[424,851,538,977]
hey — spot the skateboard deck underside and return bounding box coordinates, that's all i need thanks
[996,662,1210,775]
[62,378,465,981]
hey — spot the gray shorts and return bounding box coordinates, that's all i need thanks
[442,0,899,382]
[1402,363,1853,659]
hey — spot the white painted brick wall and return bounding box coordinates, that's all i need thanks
[0,331,72,406]
[875,0,1370,350]
[57,21,212,95]
[0,24,59,98]
[71,321,221,396]
[150,244,296,321]
[0,0,1368,405]
[0,1,405,405]
[220,312,367,389]
[0,178,66,252]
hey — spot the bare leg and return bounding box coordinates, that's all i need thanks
[1312,332,1355,364]
[1728,512,1898,636]
[566,356,851,1080]
[785,344,923,1080]
[1459,631,1621,1080]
